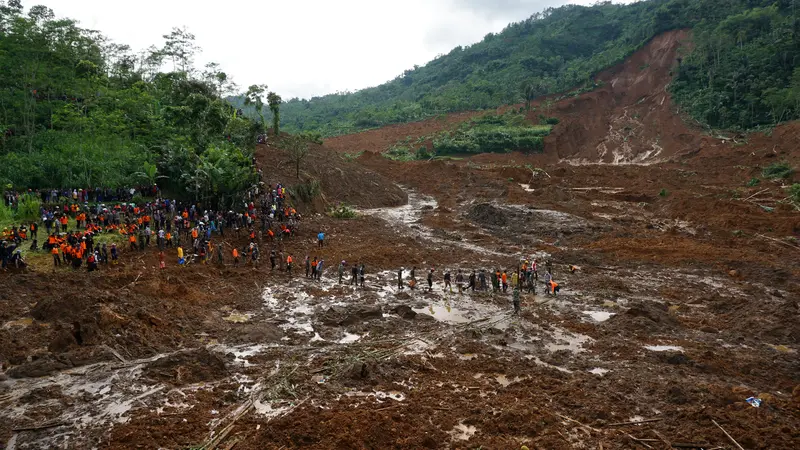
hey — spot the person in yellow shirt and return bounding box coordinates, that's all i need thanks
[177,246,185,265]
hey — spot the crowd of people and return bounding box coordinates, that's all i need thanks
[1,182,306,272]
[386,259,564,315]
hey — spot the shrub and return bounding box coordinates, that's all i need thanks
[762,162,793,179]
[16,194,41,221]
[131,193,145,205]
[341,151,364,162]
[0,201,13,222]
[299,131,323,145]
[747,177,760,187]
[659,188,669,197]
[384,145,417,161]
[415,146,431,159]
[328,203,357,219]
[789,184,800,203]
[540,116,560,125]
[288,179,321,203]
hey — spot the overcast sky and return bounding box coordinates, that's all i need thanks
[31,0,620,99]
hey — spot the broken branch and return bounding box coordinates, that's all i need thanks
[711,419,744,450]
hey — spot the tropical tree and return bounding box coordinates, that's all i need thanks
[161,27,198,73]
[244,84,267,131]
[267,91,282,135]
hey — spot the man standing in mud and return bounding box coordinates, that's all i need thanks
[512,286,521,315]
[501,270,509,293]
[270,248,277,270]
[467,270,476,292]
[410,266,417,289]
[358,264,365,287]
[544,270,553,295]
[351,263,358,286]
[305,255,311,278]
[443,270,452,293]
[398,267,403,290]
[317,259,324,280]
[455,270,464,295]
[286,254,293,275]
[317,231,325,248]
[338,260,345,283]
[427,268,434,292]
[491,270,499,292]
[479,270,487,291]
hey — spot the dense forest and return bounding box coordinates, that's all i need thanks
[0,0,268,207]
[254,0,799,136]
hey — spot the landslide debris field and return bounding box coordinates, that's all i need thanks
[2,32,800,449]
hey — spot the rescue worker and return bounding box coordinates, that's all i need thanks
[51,245,60,268]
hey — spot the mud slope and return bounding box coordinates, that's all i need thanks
[254,135,406,209]
[545,29,697,164]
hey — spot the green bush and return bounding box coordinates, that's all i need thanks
[659,188,669,197]
[762,162,794,179]
[0,201,14,222]
[16,194,41,221]
[789,184,800,203]
[415,146,431,159]
[328,203,357,219]
[300,131,323,145]
[288,179,321,203]
[747,177,760,187]
[540,116,560,125]
[384,145,417,161]
[341,151,364,162]
[131,194,145,205]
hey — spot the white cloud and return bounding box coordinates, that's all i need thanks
[29,0,616,99]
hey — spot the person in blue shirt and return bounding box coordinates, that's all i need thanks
[317,231,325,248]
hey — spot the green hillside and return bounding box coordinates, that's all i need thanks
[260,0,799,136]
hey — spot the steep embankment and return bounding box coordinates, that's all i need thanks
[543,30,696,163]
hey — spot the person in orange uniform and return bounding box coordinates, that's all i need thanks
[51,246,60,268]
[286,254,293,275]
[232,247,240,267]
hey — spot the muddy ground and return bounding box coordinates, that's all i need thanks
[1,30,800,450]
